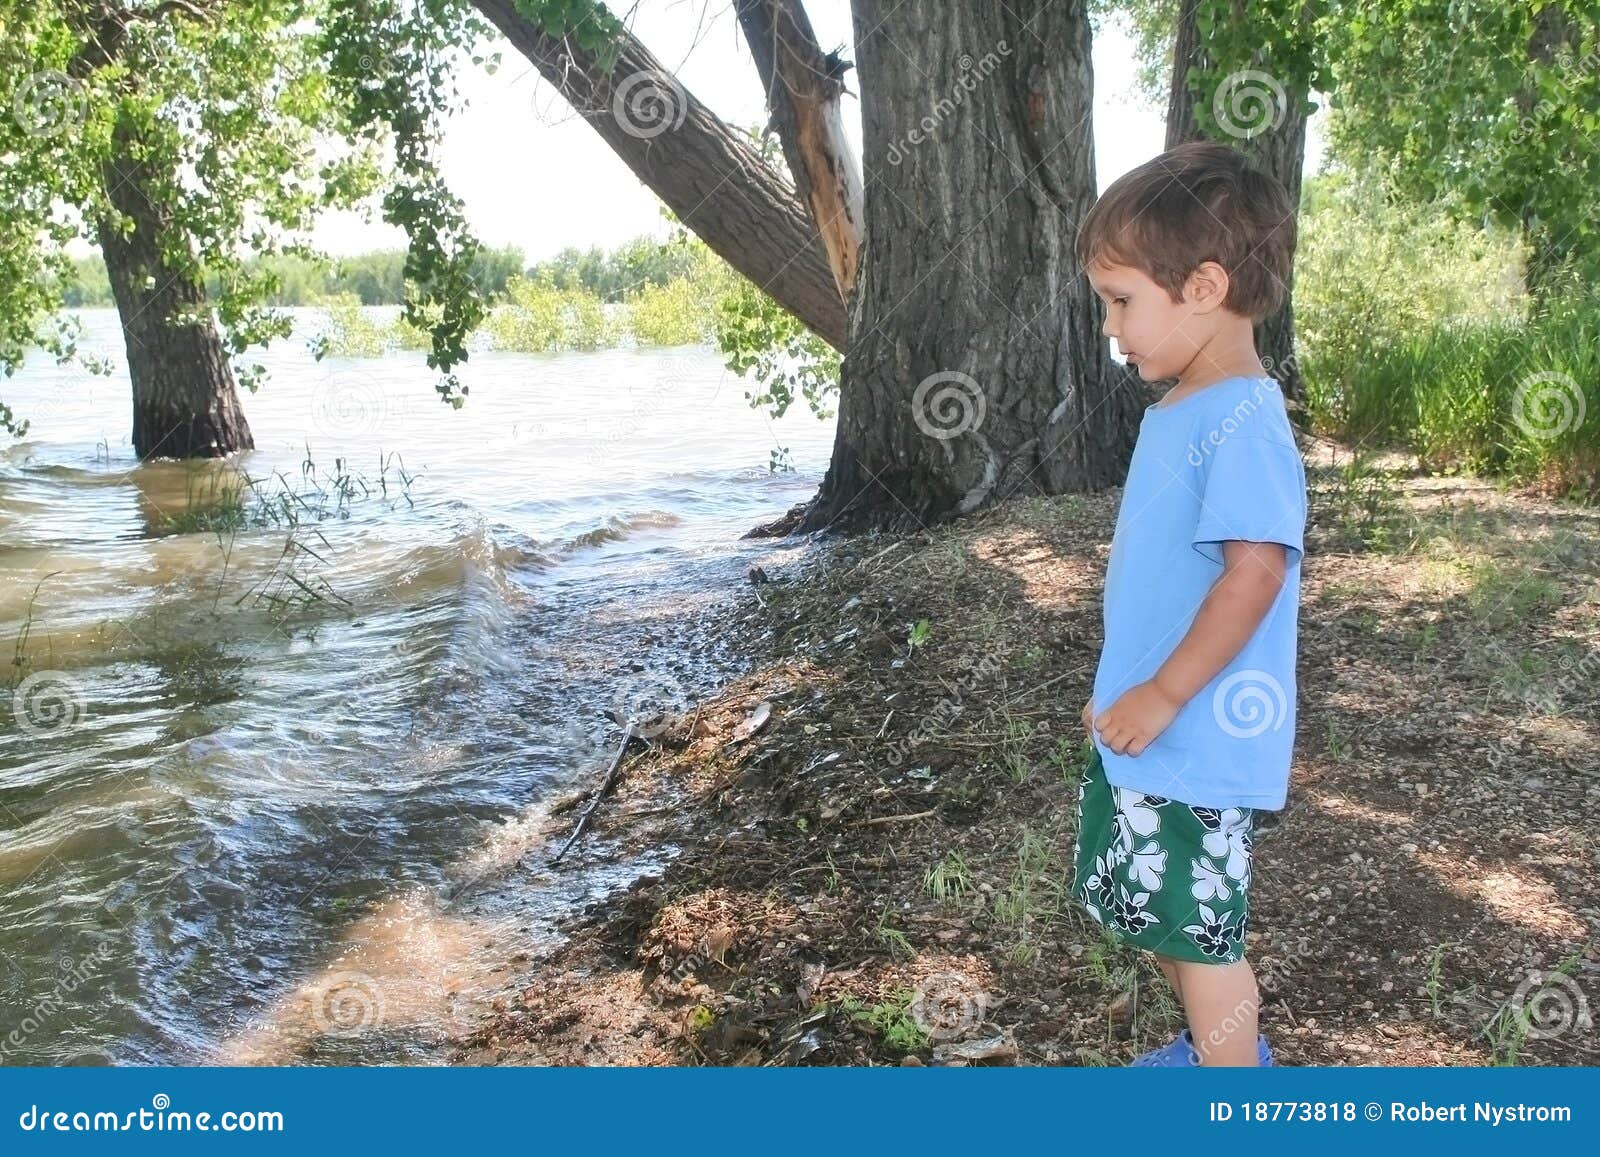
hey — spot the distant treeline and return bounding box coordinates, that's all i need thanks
[58,236,705,309]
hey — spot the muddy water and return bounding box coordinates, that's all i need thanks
[0,309,834,1064]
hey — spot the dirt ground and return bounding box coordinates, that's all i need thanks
[451,434,1600,1067]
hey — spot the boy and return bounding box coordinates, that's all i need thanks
[1070,141,1307,1067]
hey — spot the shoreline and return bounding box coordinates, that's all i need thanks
[453,438,1600,1066]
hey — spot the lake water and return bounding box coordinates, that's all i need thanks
[0,308,836,1064]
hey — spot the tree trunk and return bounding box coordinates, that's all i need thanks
[471,0,847,349]
[733,0,864,299]
[96,113,253,460]
[1166,0,1308,420]
[1518,1,1580,299]
[756,0,1142,536]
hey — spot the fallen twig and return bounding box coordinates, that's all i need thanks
[848,809,936,827]
[551,721,637,864]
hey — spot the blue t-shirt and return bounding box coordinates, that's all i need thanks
[1091,374,1307,811]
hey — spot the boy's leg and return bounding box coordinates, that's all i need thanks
[1150,951,1184,1004]
[1174,957,1261,1066]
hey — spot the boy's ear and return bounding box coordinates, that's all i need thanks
[1185,261,1231,313]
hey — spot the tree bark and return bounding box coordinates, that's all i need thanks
[1517,1,1580,299]
[755,0,1143,535]
[471,0,848,349]
[96,112,253,460]
[1165,0,1308,419]
[733,0,864,299]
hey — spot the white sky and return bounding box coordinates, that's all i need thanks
[307,1,1324,261]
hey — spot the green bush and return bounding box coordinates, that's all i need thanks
[1296,169,1528,440]
[624,275,716,347]
[311,292,392,358]
[1295,170,1599,498]
[621,241,740,347]
[483,274,612,353]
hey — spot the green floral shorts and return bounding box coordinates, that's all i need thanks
[1070,742,1256,964]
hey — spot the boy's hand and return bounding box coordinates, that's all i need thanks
[1092,679,1182,756]
[1081,698,1094,736]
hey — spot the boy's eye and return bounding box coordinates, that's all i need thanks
[1113,297,1129,306]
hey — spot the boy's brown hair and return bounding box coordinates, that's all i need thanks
[1075,140,1296,323]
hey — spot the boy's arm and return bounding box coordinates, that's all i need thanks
[1093,539,1286,756]
[1153,539,1287,705]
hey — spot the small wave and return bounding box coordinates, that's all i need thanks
[559,510,682,552]
[387,521,554,596]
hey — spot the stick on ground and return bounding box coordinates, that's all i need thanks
[551,721,638,864]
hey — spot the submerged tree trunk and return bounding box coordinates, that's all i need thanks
[471,0,847,349]
[757,0,1141,535]
[96,114,252,460]
[1166,0,1308,418]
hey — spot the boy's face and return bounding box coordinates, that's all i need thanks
[1084,257,1207,383]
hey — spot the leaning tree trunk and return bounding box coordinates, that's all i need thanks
[763,0,1142,535]
[471,0,847,349]
[96,114,252,460]
[1166,0,1309,419]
